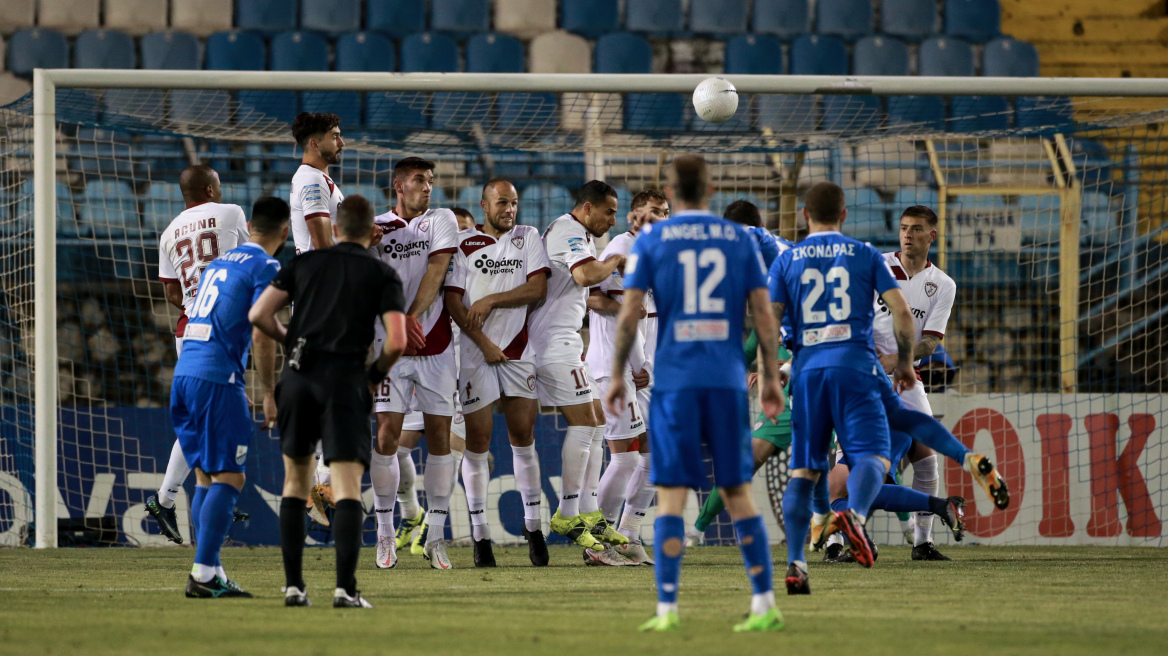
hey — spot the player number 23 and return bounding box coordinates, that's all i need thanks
[800,267,851,323]
[677,248,726,314]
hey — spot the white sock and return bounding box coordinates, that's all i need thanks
[578,426,606,514]
[157,440,190,509]
[423,453,453,545]
[827,532,845,548]
[597,451,639,522]
[396,446,419,519]
[558,426,593,517]
[512,444,543,533]
[314,442,331,486]
[450,449,465,496]
[911,454,939,546]
[751,590,776,616]
[193,563,216,583]
[657,602,678,618]
[370,450,400,539]
[618,453,655,541]
[463,450,491,541]
[216,565,227,582]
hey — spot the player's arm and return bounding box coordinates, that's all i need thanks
[750,288,785,420]
[913,334,942,361]
[586,288,622,315]
[253,327,278,429]
[465,271,547,332]
[249,286,290,341]
[880,286,917,392]
[445,289,507,364]
[604,287,644,417]
[408,252,452,318]
[306,215,334,250]
[163,281,183,310]
[572,255,624,288]
[372,310,407,375]
[914,278,953,361]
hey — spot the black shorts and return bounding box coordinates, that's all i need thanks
[275,357,372,469]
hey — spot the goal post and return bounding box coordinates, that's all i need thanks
[19,70,1168,549]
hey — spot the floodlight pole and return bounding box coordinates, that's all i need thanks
[33,69,58,549]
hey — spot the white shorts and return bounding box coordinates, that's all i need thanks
[594,374,645,441]
[893,375,933,415]
[375,352,457,415]
[174,336,183,357]
[459,359,538,414]
[400,407,465,438]
[636,386,652,431]
[534,361,593,407]
[450,404,466,439]
[402,410,425,432]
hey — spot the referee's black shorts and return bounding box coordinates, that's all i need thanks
[275,356,372,468]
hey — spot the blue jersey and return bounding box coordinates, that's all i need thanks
[625,211,767,393]
[768,231,898,375]
[747,226,781,271]
[174,242,281,386]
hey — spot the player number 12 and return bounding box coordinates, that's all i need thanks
[677,248,726,314]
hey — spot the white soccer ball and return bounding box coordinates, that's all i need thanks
[692,77,739,124]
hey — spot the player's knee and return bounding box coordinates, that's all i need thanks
[791,468,821,482]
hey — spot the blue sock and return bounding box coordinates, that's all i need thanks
[653,515,685,604]
[887,406,970,464]
[733,515,773,595]
[846,456,886,520]
[812,475,830,515]
[830,497,848,513]
[194,483,240,574]
[782,477,814,565]
[872,484,933,513]
[190,485,208,544]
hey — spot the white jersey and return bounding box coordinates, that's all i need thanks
[289,164,344,255]
[872,251,956,363]
[585,231,653,379]
[448,224,551,367]
[528,214,598,365]
[373,207,460,355]
[157,201,249,337]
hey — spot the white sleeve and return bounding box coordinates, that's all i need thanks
[923,278,956,339]
[524,227,552,278]
[231,205,250,246]
[158,236,177,282]
[597,238,627,296]
[547,221,596,272]
[298,175,331,219]
[447,244,468,295]
[428,211,459,256]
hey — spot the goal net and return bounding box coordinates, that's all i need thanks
[1,72,1165,549]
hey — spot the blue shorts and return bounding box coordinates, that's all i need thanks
[170,376,254,474]
[790,367,891,471]
[648,388,753,490]
[842,429,912,473]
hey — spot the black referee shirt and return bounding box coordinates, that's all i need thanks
[270,241,406,358]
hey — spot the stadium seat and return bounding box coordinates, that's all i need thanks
[102,0,167,36]
[561,0,619,39]
[141,31,202,69]
[495,0,556,39]
[843,187,891,242]
[1019,195,1057,244]
[465,33,542,130]
[880,0,937,40]
[753,0,810,39]
[367,0,427,39]
[456,186,485,223]
[431,0,490,36]
[725,34,783,74]
[142,181,185,235]
[690,0,748,36]
[81,180,141,237]
[301,0,360,34]
[170,0,234,37]
[75,30,136,69]
[595,32,683,132]
[919,37,975,77]
[944,0,1000,43]
[1081,191,1118,246]
[854,36,910,75]
[331,32,396,128]
[983,37,1040,77]
[0,0,35,34]
[7,29,69,77]
[816,0,873,40]
[709,191,761,217]
[519,183,571,232]
[1069,138,1112,189]
[625,0,685,37]
[393,32,460,130]
[236,0,297,34]
[268,31,331,124]
[530,31,590,73]
[950,96,1010,133]
[0,73,31,105]
[220,182,252,207]
[205,31,266,125]
[790,35,846,132]
[594,32,652,74]
[345,184,389,206]
[37,0,99,36]
[893,186,937,209]
[14,180,79,236]
[887,96,945,132]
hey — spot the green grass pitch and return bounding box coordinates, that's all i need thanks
[1,545,1165,655]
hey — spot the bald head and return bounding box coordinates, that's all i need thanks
[481,178,519,233]
[179,165,221,205]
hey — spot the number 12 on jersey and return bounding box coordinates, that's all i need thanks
[674,248,729,342]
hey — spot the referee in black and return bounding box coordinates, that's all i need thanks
[249,195,407,609]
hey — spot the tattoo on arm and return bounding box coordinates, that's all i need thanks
[896,328,913,367]
[912,335,941,361]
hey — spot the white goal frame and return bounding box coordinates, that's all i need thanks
[30,69,1168,548]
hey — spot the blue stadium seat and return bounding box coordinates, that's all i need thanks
[816,0,873,40]
[141,31,201,69]
[142,181,185,235]
[1015,96,1073,134]
[220,183,252,207]
[595,33,683,132]
[950,96,1009,132]
[843,188,891,243]
[456,186,485,224]
[15,180,80,237]
[205,31,267,125]
[690,0,748,35]
[7,29,69,77]
[753,0,810,38]
[944,0,1000,43]
[919,37,974,76]
[393,32,460,130]
[887,96,945,132]
[302,0,360,34]
[519,183,571,233]
[880,0,937,40]
[709,192,761,217]
[983,37,1039,77]
[345,184,389,206]
[1069,138,1112,189]
[1019,195,1057,244]
[853,36,909,75]
[330,32,396,128]
[594,33,652,73]
[789,35,846,131]
[725,34,783,73]
[236,0,297,34]
[264,31,329,124]
[81,180,140,237]
[464,33,541,129]
[75,29,136,68]
[562,0,619,39]
[626,0,685,37]
[367,0,427,38]
[894,187,937,209]
[431,0,490,36]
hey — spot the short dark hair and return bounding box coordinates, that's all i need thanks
[804,182,846,224]
[669,154,710,206]
[630,188,667,211]
[901,204,938,227]
[393,156,436,181]
[336,195,374,239]
[291,112,341,149]
[250,197,291,235]
[574,180,617,209]
[723,199,762,227]
[450,207,475,223]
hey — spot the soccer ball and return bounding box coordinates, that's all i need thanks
[692,77,739,124]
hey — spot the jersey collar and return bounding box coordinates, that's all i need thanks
[804,230,842,237]
[238,241,265,253]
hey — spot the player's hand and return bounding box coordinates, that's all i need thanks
[481,342,508,365]
[260,393,277,430]
[747,372,759,389]
[604,376,628,418]
[893,363,916,394]
[606,254,627,272]
[632,368,651,390]
[778,362,792,389]
[878,352,898,374]
[405,314,426,353]
[760,379,785,421]
[466,298,494,332]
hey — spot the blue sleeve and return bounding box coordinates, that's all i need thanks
[869,245,899,295]
[742,232,767,290]
[251,260,281,306]
[624,233,653,291]
[768,253,790,306]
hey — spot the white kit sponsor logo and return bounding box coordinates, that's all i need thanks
[184,323,212,342]
[674,319,729,342]
[802,323,852,345]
